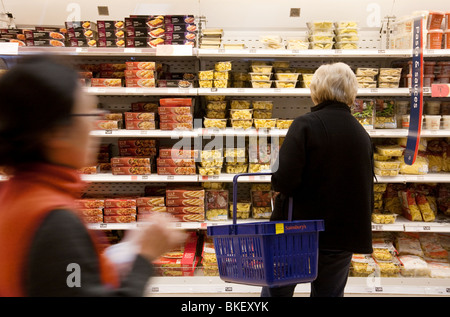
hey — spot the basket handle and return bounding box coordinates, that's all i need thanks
[232,173,293,224]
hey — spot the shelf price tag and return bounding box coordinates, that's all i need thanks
[0,42,19,55]
[431,84,450,97]
[156,44,192,56]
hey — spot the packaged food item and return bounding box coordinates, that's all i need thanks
[352,99,374,128]
[230,119,253,129]
[399,155,428,175]
[203,118,227,129]
[396,233,424,257]
[251,101,272,111]
[274,80,297,88]
[250,65,273,74]
[125,78,156,88]
[249,73,272,81]
[104,207,137,216]
[374,257,401,277]
[136,196,165,207]
[199,80,212,88]
[119,147,157,157]
[350,254,376,277]
[215,61,232,72]
[286,39,309,50]
[399,190,423,221]
[230,109,253,120]
[426,260,450,278]
[310,41,333,49]
[205,190,228,221]
[125,62,156,71]
[376,145,404,157]
[198,166,221,176]
[111,157,151,167]
[420,233,449,259]
[254,119,277,129]
[159,122,193,130]
[398,255,429,277]
[371,211,397,224]
[308,21,334,30]
[251,80,272,88]
[229,201,251,219]
[375,99,397,128]
[416,194,436,222]
[93,120,120,130]
[259,35,284,49]
[427,11,445,30]
[374,160,401,169]
[125,120,156,130]
[112,166,151,175]
[356,68,379,76]
[91,78,122,87]
[225,164,248,174]
[104,215,136,223]
[156,158,195,167]
[205,109,226,119]
[164,206,204,214]
[157,166,196,175]
[252,207,272,219]
[104,198,137,208]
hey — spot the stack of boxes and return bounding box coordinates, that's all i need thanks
[97,20,126,47]
[165,186,205,222]
[158,98,194,130]
[156,147,197,175]
[66,21,98,47]
[75,198,105,223]
[103,198,137,223]
[124,15,196,48]
[199,28,223,49]
[136,196,166,222]
[116,139,157,175]
[125,61,156,88]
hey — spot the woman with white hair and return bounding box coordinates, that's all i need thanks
[263,62,374,297]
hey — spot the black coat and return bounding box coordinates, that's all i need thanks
[271,100,374,254]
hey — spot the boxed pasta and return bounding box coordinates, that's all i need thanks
[125,78,156,88]
[75,199,105,209]
[111,157,151,167]
[159,113,193,123]
[137,206,167,214]
[104,208,137,216]
[111,166,151,175]
[131,102,158,112]
[125,120,156,130]
[157,166,196,175]
[156,158,195,167]
[158,107,191,115]
[78,208,103,216]
[104,215,136,223]
[91,78,122,87]
[166,187,205,200]
[136,196,165,207]
[119,147,157,157]
[117,139,157,148]
[165,206,204,214]
[104,198,137,208]
[125,61,156,71]
[159,122,193,130]
[350,254,376,277]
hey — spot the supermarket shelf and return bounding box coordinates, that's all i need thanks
[84,87,198,96]
[375,173,450,184]
[81,87,416,97]
[8,46,450,59]
[197,48,414,58]
[89,128,450,139]
[90,129,199,138]
[372,215,450,232]
[81,173,198,183]
[1,172,449,184]
[87,215,450,232]
[146,276,450,296]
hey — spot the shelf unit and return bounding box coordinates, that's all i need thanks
[2,42,450,297]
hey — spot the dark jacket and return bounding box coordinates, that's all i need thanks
[271,100,374,254]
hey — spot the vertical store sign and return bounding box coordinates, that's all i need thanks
[404,17,424,166]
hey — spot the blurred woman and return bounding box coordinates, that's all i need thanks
[0,57,185,296]
[263,62,374,297]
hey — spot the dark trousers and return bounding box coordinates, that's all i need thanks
[261,249,353,297]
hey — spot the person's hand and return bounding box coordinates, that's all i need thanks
[123,213,188,262]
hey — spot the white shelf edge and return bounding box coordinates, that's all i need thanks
[81,173,199,183]
[146,276,450,296]
[91,128,450,139]
[84,87,198,96]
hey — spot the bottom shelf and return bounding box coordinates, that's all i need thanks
[145,276,450,297]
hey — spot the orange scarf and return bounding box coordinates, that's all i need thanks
[0,163,119,296]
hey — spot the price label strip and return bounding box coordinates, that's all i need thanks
[404,17,424,166]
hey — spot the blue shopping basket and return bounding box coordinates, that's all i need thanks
[207,172,324,287]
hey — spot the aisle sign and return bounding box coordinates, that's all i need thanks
[404,17,424,166]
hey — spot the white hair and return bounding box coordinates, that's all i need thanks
[309,62,358,106]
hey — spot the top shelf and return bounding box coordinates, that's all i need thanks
[7,46,450,59]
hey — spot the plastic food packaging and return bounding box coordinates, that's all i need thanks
[230,109,253,120]
[427,29,443,49]
[274,80,297,88]
[230,119,253,129]
[398,255,430,277]
[310,41,333,49]
[276,119,293,129]
[356,68,379,76]
[250,65,273,74]
[252,100,273,110]
[203,118,227,129]
[249,73,272,81]
[376,145,404,157]
[274,73,300,81]
[254,119,277,129]
[371,212,397,224]
[351,254,376,277]
[427,11,445,30]
[424,115,441,130]
[251,80,272,88]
